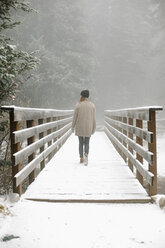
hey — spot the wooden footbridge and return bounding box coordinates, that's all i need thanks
[1,105,163,203]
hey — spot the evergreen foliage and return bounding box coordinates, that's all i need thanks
[0,0,39,105]
[0,1,39,174]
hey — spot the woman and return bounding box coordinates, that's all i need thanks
[72,90,96,165]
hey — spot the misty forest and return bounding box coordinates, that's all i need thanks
[1,2,165,245]
[0,0,165,120]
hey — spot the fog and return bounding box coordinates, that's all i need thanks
[13,0,165,120]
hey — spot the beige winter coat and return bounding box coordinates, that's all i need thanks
[72,99,96,137]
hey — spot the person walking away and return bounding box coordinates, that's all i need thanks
[72,90,96,165]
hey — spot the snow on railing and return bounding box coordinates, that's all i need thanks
[1,106,73,195]
[104,106,163,196]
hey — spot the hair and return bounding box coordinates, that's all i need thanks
[79,96,88,102]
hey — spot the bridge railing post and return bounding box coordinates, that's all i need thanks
[10,110,22,195]
[53,116,58,151]
[27,120,36,184]
[38,118,45,170]
[128,118,133,172]
[47,117,53,161]
[52,117,58,156]
[118,116,123,158]
[122,117,127,163]
[136,119,143,186]
[148,110,157,196]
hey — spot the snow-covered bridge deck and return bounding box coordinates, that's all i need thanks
[24,132,151,203]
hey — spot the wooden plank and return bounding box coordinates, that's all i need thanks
[104,106,163,121]
[105,121,153,165]
[105,127,154,185]
[25,198,151,204]
[23,133,151,203]
[14,130,72,187]
[13,117,72,144]
[105,116,153,143]
[1,106,73,121]
[14,123,71,165]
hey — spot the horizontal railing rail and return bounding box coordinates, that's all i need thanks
[1,106,73,195]
[104,106,163,196]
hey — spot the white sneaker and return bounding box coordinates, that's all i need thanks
[84,153,88,166]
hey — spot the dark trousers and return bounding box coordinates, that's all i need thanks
[78,136,90,158]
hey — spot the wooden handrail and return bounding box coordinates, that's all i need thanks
[13,117,72,144]
[1,106,73,121]
[104,106,163,196]
[105,106,163,121]
[1,106,73,195]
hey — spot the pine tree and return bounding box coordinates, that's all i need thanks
[0,0,39,105]
[0,1,39,171]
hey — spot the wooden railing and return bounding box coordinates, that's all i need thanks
[104,106,163,196]
[1,106,73,195]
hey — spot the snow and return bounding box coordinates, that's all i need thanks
[1,105,73,113]
[23,133,150,202]
[0,131,165,248]
[105,106,163,112]
[0,200,165,248]
[8,45,16,50]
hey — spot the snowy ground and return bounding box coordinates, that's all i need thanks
[0,131,165,248]
[1,200,165,248]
